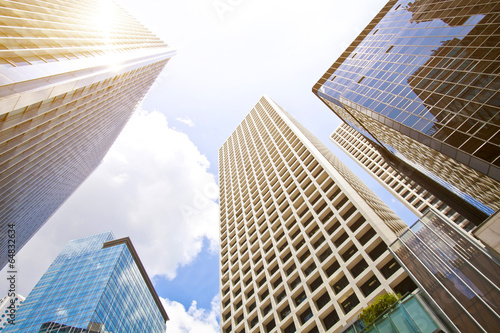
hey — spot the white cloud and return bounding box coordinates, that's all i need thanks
[176,116,196,127]
[3,108,220,296]
[162,294,220,333]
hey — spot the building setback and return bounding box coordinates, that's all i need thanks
[0,0,174,268]
[331,122,474,231]
[3,232,168,332]
[219,96,416,333]
[313,0,500,225]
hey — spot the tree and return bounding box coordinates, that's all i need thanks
[358,293,401,326]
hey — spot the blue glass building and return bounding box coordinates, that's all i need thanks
[314,0,500,225]
[3,232,168,333]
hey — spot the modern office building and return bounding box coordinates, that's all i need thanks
[331,123,474,231]
[313,0,500,225]
[219,95,417,333]
[390,209,500,332]
[0,0,175,268]
[3,232,168,333]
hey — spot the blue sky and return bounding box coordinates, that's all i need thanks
[0,0,420,332]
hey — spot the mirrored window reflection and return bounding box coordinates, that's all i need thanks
[320,0,500,167]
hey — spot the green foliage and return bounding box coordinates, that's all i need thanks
[358,293,401,326]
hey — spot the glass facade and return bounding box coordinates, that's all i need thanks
[390,210,500,332]
[0,0,174,269]
[3,232,168,333]
[313,0,500,222]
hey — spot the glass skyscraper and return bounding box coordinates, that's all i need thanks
[3,232,168,333]
[313,0,499,225]
[0,0,174,268]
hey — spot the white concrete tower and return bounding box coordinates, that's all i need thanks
[219,96,416,333]
[331,123,474,232]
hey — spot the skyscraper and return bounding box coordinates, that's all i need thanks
[3,232,168,332]
[0,0,174,268]
[313,0,500,225]
[219,96,416,333]
[331,122,474,231]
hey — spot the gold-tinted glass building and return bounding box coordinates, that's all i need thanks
[219,96,416,333]
[313,0,500,226]
[0,0,174,268]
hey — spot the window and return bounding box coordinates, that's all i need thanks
[263,303,272,316]
[360,275,381,297]
[325,261,340,276]
[315,291,331,310]
[295,291,307,306]
[313,235,325,249]
[273,276,282,289]
[334,232,348,247]
[260,288,269,301]
[327,221,341,234]
[280,305,291,319]
[349,216,366,232]
[290,276,301,290]
[358,228,376,245]
[350,259,368,278]
[368,242,387,261]
[284,322,296,333]
[323,310,339,330]
[304,263,316,276]
[248,302,256,312]
[266,319,275,332]
[332,275,349,294]
[341,245,357,262]
[300,250,310,263]
[319,247,332,262]
[276,290,286,304]
[300,307,314,324]
[309,276,323,292]
[308,326,320,333]
[380,258,400,278]
[341,206,357,220]
[341,293,360,314]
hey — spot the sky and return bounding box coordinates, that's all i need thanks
[0,0,419,332]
